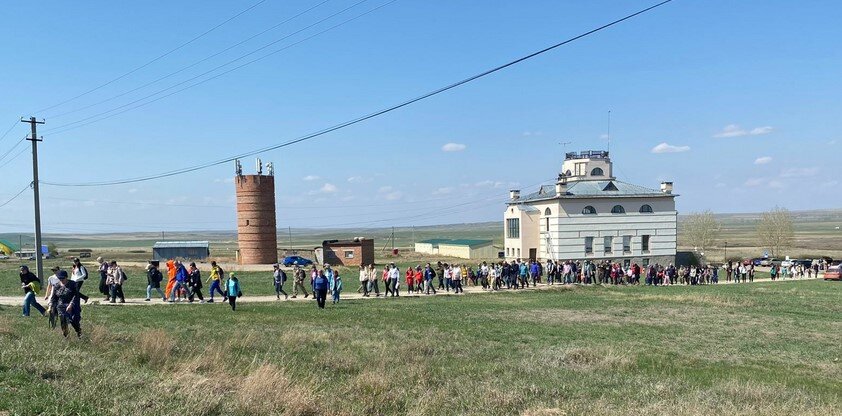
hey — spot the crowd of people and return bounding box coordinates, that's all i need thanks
[18,255,832,338]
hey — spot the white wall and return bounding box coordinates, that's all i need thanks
[503,206,540,260]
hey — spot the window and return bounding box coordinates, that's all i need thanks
[565,170,572,176]
[585,237,594,254]
[506,218,520,238]
[623,259,631,269]
[575,163,586,176]
[582,206,597,215]
[517,248,521,258]
[622,236,631,253]
[603,236,613,254]
[611,205,626,214]
[639,204,653,213]
[591,167,604,176]
[642,258,650,267]
[544,208,552,216]
[344,250,355,259]
[642,235,650,252]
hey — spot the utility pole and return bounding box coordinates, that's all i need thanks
[161,231,165,241]
[288,226,292,252]
[606,110,611,154]
[21,117,45,280]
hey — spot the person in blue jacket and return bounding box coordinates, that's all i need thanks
[329,270,342,304]
[226,273,241,311]
[169,261,191,303]
[313,270,329,309]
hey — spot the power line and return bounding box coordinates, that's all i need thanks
[0,145,28,170]
[32,0,268,114]
[42,0,375,135]
[0,182,31,208]
[41,0,674,187]
[0,137,26,165]
[46,0,334,119]
[0,119,20,145]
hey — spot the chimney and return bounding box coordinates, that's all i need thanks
[509,189,520,201]
[660,181,673,194]
[556,173,568,195]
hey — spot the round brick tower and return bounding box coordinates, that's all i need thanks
[235,175,278,264]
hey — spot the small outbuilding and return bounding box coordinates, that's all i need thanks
[152,241,210,261]
[415,239,495,259]
[414,238,452,255]
[322,238,374,267]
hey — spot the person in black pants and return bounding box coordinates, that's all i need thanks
[97,257,109,300]
[313,270,329,309]
[187,262,204,302]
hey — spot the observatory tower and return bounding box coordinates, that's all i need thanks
[235,159,278,264]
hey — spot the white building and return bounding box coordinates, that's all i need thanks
[504,150,677,267]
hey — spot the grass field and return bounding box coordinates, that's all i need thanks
[0,275,839,415]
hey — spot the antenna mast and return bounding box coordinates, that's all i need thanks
[607,110,611,153]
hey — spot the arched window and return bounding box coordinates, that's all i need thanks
[544,208,552,216]
[611,205,626,214]
[591,167,604,176]
[639,204,653,213]
[565,170,572,176]
[582,206,597,215]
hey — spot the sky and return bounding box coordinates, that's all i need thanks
[0,0,840,233]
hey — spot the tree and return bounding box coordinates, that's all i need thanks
[47,242,59,257]
[757,207,794,257]
[683,210,721,254]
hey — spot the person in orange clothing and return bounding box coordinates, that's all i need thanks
[405,267,415,294]
[413,266,423,293]
[165,259,177,300]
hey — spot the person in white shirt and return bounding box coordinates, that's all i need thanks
[359,265,369,297]
[70,257,90,303]
[388,263,400,297]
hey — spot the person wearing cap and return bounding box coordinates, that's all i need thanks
[273,264,288,300]
[50,270,82,338]
[291,264,308,299]
[70,258,90,303]
[20,265,46,317]
[106,261,126,303]
[97,257,110,301]
[187,262,204,303]
[225,272,241,311]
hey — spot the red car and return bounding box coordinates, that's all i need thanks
[824,266,841,281]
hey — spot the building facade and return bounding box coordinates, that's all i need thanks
[152,241,210,261]
[416,239,496,259]
[322,238,375,267]
[504,150,677,266]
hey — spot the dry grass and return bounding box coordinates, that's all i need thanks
[0,316,14,336]
[238,363,321,416]
[134,329,175,366]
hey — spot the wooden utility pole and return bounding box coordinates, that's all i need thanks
[21,117,45,279]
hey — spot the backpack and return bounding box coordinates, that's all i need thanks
[280,270,287,283]
[121,270,128,281]
[217,266,225,280]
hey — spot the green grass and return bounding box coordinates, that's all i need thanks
[0,277,839,415]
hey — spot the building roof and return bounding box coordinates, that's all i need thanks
[438,239,493,248]
[323,238,372,246]
[417,239,454,247]
[514,180,669,203]
[153,241,210,249]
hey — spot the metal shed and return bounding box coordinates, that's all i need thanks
[152,241,210,261]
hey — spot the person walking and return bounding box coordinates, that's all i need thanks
[291,264,309,299]
[273,264,288,300]
[452,264,464,294]
[389,263,400,297]
[313,270,329,309]
[413,266,424,294]
[44,266,62,327]
[330,270,342,304]
[50,270,83,338]
[169,261,190,302]
[359,265,369,297]
[165,259,177,301]
[20,265,45,317]
[70,258,90,303]
[444,264,453,292]
[206,261,225,303]
[226,273,241,311]
[145,262,166,301]
[106,261,126,303]
[97,257,110,301]
[188,262,204,303]
[405,266,415,295]
[366,264,380,297]
[436,261,446,290]
[424,263,437,295]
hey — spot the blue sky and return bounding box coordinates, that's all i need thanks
[0,0,840,233]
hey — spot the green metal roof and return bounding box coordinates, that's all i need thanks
[438,239,493,248]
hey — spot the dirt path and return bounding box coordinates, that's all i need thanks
[0,274,827,307]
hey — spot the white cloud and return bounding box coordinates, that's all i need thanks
[651,142,690,154]
[713,124,773,138]
[128,188,138,193]
[820,180,839,187]
[309,183,337,194]
[744,178,766,187]
[384,191,403,201]
[780,167,818,178]
[302,175,320,181]
[347,176,370,183]
[715,183,727,188]
[767,180,785,189]
[754,156,773,165]
[213,177,235,184]
[600,134,609,140]
[432,187,454,195]
[442,143,466,152]
[378,186,393,193]
[828,139,837,145]
[474,180,495,188]
[522,131,543,137]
